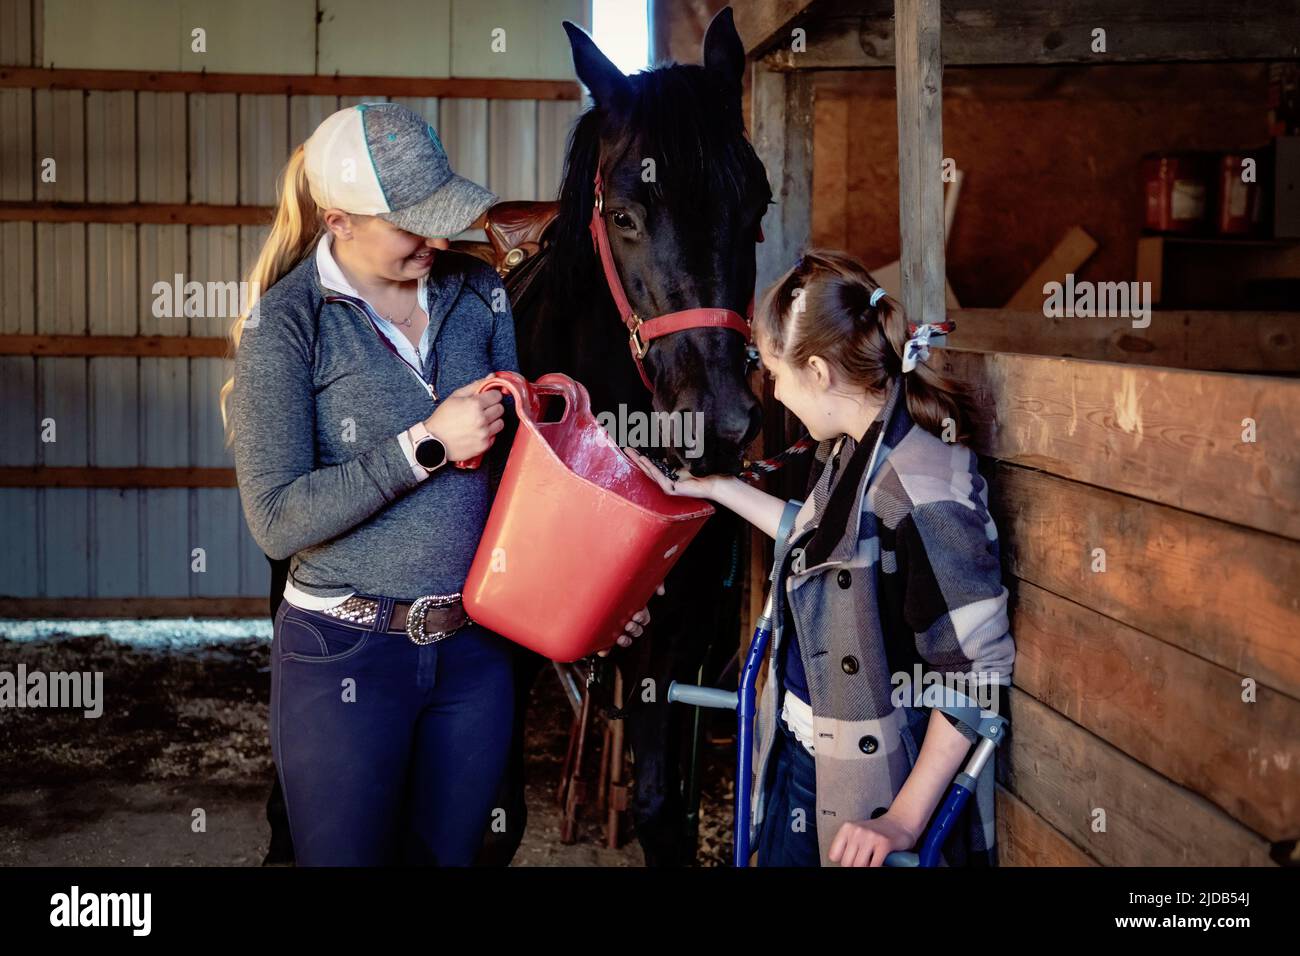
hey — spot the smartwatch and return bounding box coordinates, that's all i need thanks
[408,422,448,473]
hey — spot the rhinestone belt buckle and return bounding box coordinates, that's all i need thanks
[405,592,466,646]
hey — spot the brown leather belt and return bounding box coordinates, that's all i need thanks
[317,593,470,645]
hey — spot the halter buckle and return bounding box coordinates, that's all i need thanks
[629,315,648,359]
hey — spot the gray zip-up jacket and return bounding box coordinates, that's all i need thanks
[227,249,518,601]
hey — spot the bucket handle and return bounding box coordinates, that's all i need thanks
[453,371,590,470]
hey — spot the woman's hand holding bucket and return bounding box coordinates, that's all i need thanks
[595,583,666,658]
[424,376,507,462]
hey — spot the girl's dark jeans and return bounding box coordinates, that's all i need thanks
[756,705,821,867]
[271,597,515,865]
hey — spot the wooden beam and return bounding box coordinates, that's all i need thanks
[0,335,229,357]
[0,597,266,618]
[894,0,946,327]
[936,348,1300,538]
[1003,689,1277,865]
[0,468,236,488]
[945,310,1300,373]
[995,785,1099,866]
[992,464,1300,701]
[0,66,581,100]
[733,0,826,59]
[1011,579,1300,841]
[762,0,1300,70]
[0,202,271,225]
[752,66,814,293]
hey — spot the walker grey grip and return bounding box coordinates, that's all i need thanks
[667,682,738,710]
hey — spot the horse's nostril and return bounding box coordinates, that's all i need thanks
[743,404,763,448]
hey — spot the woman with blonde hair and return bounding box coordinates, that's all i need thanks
[224,103,648,865]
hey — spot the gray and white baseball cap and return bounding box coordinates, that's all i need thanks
[304,103,497,239]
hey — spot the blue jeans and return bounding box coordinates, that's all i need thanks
[270,597,515,866]
[756,707,821,867]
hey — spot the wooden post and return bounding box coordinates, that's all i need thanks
[747,63,814,651]
[894,0,946,327]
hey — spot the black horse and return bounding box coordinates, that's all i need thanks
[265,6,771,867]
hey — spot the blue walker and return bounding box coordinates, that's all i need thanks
[669,591,1007,867]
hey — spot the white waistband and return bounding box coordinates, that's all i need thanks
[780,691,817,755]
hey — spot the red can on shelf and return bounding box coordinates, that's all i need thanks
[1142,152,1211,234]
[1215,151,1264,236]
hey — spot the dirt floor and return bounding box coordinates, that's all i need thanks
[0,629,735,867]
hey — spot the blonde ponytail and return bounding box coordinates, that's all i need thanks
[220,144,322,442]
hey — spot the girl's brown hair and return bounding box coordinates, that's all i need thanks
[753,248,974,443]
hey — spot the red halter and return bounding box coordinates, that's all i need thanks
[589,171,758,391]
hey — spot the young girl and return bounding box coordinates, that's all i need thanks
[222,103,648,866]
[628,250,1015,867]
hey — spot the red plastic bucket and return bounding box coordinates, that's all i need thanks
[456,372,714,662]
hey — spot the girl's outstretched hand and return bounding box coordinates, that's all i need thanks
[623,447,726,500]
[596,582,666,657]
[828,814,918,867]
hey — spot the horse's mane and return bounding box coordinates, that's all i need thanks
[519,62,768,310]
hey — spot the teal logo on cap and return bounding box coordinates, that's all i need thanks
[426,124,445,155]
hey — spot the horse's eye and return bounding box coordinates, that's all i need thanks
[612,211,635,231]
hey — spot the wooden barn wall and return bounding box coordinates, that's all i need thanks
[812,63,1272,306]
[0,0,584,604]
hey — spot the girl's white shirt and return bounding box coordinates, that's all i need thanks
[281,235,434,612]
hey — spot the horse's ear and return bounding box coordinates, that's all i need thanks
[563,20,631,109]
[702,7,744,98]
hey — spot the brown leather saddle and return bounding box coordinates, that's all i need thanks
[451,200,559,276]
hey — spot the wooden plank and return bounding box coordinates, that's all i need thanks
[238,94,289,207]
[439,98,489,196]
[0,66,581,100]
[84,90,135,202]
[0,467,236,487]
[1003,689,1275,865]
[0,201,273,225]
[0,596,267,617]
[86,224,139,336]
[1012,579,1300,841]
[762,0,1300,70]
[536,99,579,201]
[733,0,823,58]
[0,89,33,200]
[1004,226,1098,309]
[91,488,140,597]
[752,66,813,293]
[894,0,946,328]
[0,222,35,332]
[187,227,240,337]
[138,224,190,337]
[137,92,187,203]
[937,349,1300,539]
[488,99,538,202]
[0,356,35,465]
[192,487,242,597]
[142,488,190,597]
[0,489,39,596]
[319,0,451,79]
[995,785,1098,867]
[33,88,83,201]
[189,94,239,206]
[35,223,85,333]
[41,488,89,597]
[993,464,1300,701]
[37,356,87,465]
[945,309,1300,373]
[0,0,34,67]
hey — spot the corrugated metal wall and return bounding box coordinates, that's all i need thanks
[0,0,585,603]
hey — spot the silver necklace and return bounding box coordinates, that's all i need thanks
[381,290,419,328]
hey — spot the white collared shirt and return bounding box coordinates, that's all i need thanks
[282,235,437,612]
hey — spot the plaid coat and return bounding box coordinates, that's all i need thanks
[750,378,1015,866]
